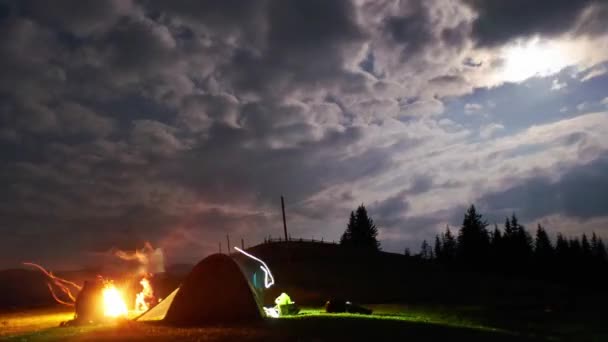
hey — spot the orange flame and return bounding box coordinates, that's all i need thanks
[135,278,154,312]
[102,281,128,318]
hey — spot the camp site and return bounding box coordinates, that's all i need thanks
[2,217,608,341]
[2,0,608,340]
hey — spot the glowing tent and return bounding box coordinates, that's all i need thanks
[137,253,263,324]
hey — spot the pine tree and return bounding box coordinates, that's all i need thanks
[340,211,356,245]
[491,224,502,246]
[340,205,380,251]
[597,238,607,262]
[569,237,582,258]
[509,214,533,273]
[502,217,515,268]
[504,217,514,239]
[441,225,457,262]
[489,224,504,270]
[457,205,489,268]
[554,233,569,280]
[555,233,569,259]
[511,215,532,250]
[591,233,607,262]
[534,224,553,275]
[591,233,599,254]
[534,224,553,259]
[420,240,432,259]
[581,234,592,259]
[434,235,443,261]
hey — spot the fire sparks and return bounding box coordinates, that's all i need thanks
[101,282,128,318]
[23,262,81,307]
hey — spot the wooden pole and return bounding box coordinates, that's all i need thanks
[281,195,288,241]
[226,234,231,255]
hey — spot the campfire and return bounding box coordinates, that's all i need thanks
[23,243,163,324]
[101,281,128,318]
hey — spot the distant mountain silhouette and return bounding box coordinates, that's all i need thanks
[0,269,56,311]
[2,240,603,311]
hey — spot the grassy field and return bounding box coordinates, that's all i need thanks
[1,305,605,341]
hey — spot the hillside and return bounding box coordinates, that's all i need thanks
[0,240,578,311]
[242,241,571,308]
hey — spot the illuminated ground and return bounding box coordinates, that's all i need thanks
[1,305,605,341]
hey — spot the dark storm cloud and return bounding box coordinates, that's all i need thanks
[464,0,608,46]
[1,0,608,268]
[372,191,411,227]
[380,0,471,63]
[479,154,608,221]
[19,0,133,36]
[143,0,266,38]
[370,174,465,232]
[384,2,433,55]
[222,0,366,98]
[407,175,434,194]
[162,123,395,206]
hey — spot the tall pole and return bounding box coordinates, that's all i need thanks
[241,238,245,250]
[281,195,288,241]
[226,234,231,255]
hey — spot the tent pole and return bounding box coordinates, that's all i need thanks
[281,195,288,241]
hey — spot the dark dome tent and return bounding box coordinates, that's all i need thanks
[137,253,264,325]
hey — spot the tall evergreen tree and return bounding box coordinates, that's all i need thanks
[340,211,356,245]
[504,217,514,238]
[489,223,504,269]
[581,234,592,259]
[596,238,607,262]
[441,225,457,262]
[534,224,553,275]
[340,205,380,251]
[591,233,607,262]
[434,235,443,261]
[534,224,553,259]
[491,224,502,247]
[555,233,569,259]
[501,217,516,270]
[569,237,582,258]
[512,215,532,250]
[420,240,433,259]
[457,205,489,268]
[590,233,600,254]
[509,214,533,272]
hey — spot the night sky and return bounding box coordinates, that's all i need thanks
[1,0,607,269]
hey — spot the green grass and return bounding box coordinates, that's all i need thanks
[2,305,605,341]
[0,308,74,338]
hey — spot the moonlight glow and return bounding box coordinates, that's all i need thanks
[500,39,571,82]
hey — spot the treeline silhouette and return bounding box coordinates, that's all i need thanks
[419,205,608,287]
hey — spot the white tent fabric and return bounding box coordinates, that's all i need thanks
[136,287,179,321]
